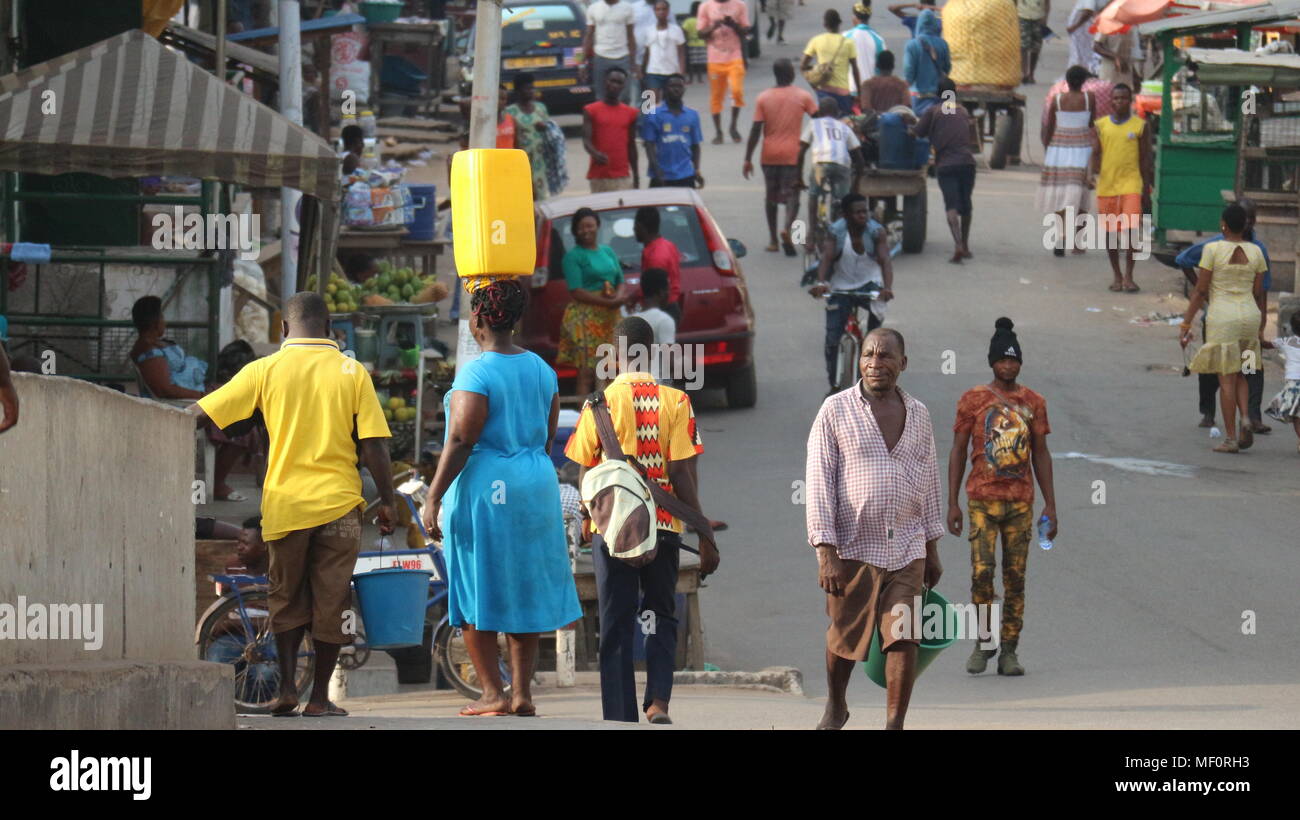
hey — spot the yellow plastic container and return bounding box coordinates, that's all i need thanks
[450,148,536,280]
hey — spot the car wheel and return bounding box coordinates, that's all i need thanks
[725,362,757,408]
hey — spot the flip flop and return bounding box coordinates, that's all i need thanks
[301,702,348,717]
[1123,283,1141,293]
[764,243,780,253]
[270,702,299,717]
[1108,282,1124,292]
[459,704,510,717]
[711,134,724,145]
[511,706,538,717]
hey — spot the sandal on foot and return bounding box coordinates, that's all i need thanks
[270,702,300,717]
[765,242,780,253]
[1123,282,1141,293]
[1239,426,1254,450]
[459,704,510,716]
[1108,282,1124,292]
[302,701,348,717]
[1213,439,1240,453]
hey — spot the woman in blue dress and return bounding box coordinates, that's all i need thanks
[422,278,582,717]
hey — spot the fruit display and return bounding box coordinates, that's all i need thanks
[383,394,418,424]
[307,260,449,314]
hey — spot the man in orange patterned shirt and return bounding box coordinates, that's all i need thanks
[566,316,718,724]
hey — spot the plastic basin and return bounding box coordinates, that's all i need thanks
[360,2,403,24]
[863,587,959,688]
[352,567,432,649]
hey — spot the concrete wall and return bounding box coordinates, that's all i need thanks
[0,374,231,728]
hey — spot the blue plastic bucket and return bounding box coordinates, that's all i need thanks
[352,568,432,649]
[406,184,436,240]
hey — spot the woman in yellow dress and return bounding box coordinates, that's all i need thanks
[1179,203,1268,453]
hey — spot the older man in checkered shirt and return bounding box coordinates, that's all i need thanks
[805,326,945,730]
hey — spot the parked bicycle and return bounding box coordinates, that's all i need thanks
[198,476,579,710]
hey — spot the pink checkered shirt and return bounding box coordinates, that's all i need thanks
[805,385,946,569]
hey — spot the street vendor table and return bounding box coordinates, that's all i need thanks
[367,21,449,116]
[336,228,450,277]
[570,549,705,671]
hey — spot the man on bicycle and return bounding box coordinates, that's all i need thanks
[797,97,863,233]
[810,193,894,396]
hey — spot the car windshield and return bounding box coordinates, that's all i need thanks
[552,205,709,270]
[500,5,583,53]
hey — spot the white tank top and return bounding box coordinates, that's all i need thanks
[831,229,883,292]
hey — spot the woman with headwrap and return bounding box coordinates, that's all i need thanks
[902,8,950,117]
[422,278,583,716]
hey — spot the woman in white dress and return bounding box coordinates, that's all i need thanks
[1037,65,1097,256]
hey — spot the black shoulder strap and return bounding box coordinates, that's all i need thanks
[586,391,715,546]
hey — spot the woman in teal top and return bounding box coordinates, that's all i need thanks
[423,278,582,717]
[558,207,628,396]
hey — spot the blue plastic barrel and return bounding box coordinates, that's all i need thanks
[352,568,432,649]
[878,114,930,170]
[406,184,437,240]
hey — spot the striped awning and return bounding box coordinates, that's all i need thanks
[0,29,340,201]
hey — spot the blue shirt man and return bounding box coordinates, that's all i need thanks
[903,9,950,114]
[640,76,703,186]
[1175,233,1271,292]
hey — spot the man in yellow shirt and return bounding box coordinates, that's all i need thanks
[566,316,718,724]
[1090,84,1151,294]
[190,292,395,717]
[801,9,860,116]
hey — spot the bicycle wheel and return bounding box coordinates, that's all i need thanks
[197,590,315,714]
[433,620,513,701]
[835,329,858,391]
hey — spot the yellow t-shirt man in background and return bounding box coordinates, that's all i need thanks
[803,10,859,102]
[1090,85,1151,293]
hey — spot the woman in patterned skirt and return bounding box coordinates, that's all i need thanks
[558,207,630,396]
[504,73,551,201]
[1037,65,1096,256]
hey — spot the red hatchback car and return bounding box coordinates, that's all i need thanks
[521,188,757,407]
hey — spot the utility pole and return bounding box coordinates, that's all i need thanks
[454,0,504,368]
[278,0,303,305]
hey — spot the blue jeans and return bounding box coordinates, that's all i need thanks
[913,93,939,117]
[592,529,681,721]
[817,89,855,115]
[825,287,882,387]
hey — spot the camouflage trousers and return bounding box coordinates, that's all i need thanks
[968,499,1032,643]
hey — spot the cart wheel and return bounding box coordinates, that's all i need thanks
[1006,108,1024,165]
[990,112,1016,170]
[902,188,926,254]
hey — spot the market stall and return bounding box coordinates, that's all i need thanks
[0,28,342,381]
[1137,0,1300,289]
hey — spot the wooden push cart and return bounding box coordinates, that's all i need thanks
[957,86,1027,169]
[856,166,929,254]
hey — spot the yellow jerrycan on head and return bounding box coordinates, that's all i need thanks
[450,148,536,288]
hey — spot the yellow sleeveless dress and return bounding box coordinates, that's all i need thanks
[1189,240,1267,376]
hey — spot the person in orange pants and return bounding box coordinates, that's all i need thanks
[696,0,750,143]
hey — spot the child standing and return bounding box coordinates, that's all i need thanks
[633,267,677,383]
[1262,311,1300,453]
[682,3,707,85]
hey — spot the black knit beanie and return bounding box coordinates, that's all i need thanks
[988,317,1023,366]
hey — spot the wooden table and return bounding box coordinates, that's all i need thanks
[570,549,705,671]
[336,229,450,277]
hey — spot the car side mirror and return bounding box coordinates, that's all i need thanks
[728,238,747,259]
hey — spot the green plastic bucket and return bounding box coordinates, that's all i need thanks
[863,587,959,688]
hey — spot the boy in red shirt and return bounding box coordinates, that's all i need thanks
[582,67,641,192]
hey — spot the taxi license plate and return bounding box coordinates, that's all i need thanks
[505,56,557,69]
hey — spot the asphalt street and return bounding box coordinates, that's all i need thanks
[550,3,1300,727]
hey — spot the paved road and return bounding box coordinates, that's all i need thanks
[545,4,1300,728]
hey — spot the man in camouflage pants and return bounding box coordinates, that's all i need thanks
[946,317,1058,675]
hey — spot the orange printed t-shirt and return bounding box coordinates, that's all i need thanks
[953,384,1050,503]
[753,85,818,166]
[565,372,703,532]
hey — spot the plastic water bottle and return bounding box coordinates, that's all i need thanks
[1209,426,1223,439]
[1037,515,1054,550]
